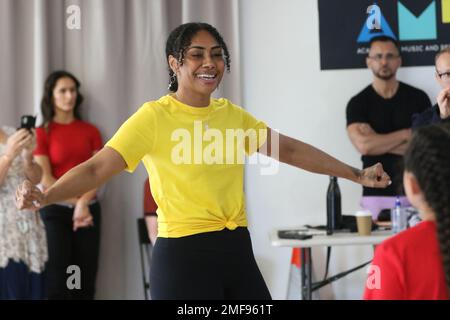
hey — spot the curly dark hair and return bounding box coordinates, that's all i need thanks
[40,70,83,127]
[165,22,231,92]
[404,123,450,298]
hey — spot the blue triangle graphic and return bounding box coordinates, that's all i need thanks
[357,11,396,43]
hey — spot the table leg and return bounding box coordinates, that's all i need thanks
[301,247,312,300]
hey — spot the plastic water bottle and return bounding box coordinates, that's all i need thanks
[326,176,342,235]
[391,197,401,233]
[391,196,407,233]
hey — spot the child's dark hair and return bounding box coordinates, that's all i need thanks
[165,22,231,92]
[40,70,83,127]
[404,123,450,298]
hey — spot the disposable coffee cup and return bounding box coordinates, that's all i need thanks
[355,210,372,236]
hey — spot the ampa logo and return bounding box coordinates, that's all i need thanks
[357,0,450,42]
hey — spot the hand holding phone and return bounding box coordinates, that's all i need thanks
[4,129,33,161]
[19,115,36,131]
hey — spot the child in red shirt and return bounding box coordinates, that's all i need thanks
[364,123,450,300]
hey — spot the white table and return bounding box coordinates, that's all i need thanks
[270,228,394,300]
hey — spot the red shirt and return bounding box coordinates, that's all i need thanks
[34,120,102,178]
[364,220,448,300]
[143,179,158,215]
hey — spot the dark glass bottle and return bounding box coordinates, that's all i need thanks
[326,176,342,235]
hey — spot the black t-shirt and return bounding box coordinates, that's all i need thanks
[412,104,450,129]
[346,82,431,196]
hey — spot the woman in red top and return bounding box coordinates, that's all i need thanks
[364,123,450,300]
[33,71,102,300]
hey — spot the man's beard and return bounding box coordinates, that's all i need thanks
[373,68,396,81]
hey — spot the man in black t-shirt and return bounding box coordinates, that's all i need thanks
[346,36,431,221]
[412,47,450,129]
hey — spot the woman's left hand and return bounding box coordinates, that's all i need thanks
[16,180,44,211]
[21,129,36,163]
[359,162,391,188]
[73,200,94,231]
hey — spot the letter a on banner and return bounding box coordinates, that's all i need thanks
[357,4,396,43]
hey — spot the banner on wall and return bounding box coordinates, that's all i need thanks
[318,0,450,70]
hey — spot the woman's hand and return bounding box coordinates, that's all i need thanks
[21,129,37,164]
[359,163,391,188]
[16,180,44,211]
[73,200,94,231]
[5,129,32,161]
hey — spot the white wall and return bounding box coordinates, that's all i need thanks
[239,0,439,299]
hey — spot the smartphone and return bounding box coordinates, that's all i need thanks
[278,230,313,240]
[19,115,36,131]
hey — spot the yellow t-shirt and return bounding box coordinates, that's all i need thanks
[106,94,267,238]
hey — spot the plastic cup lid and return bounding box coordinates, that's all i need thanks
[355,210,372,217]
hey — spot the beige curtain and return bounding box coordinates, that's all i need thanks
[0,0,240,299]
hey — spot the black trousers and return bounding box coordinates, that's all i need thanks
[150,227,272,300]
[40,203,101,300]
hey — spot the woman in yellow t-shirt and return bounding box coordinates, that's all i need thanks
[17,22,391,299]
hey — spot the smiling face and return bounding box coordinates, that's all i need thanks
[169,30,225,99]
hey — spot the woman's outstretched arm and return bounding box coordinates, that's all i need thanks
[16,146,127,210]
[259,127,391,188]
